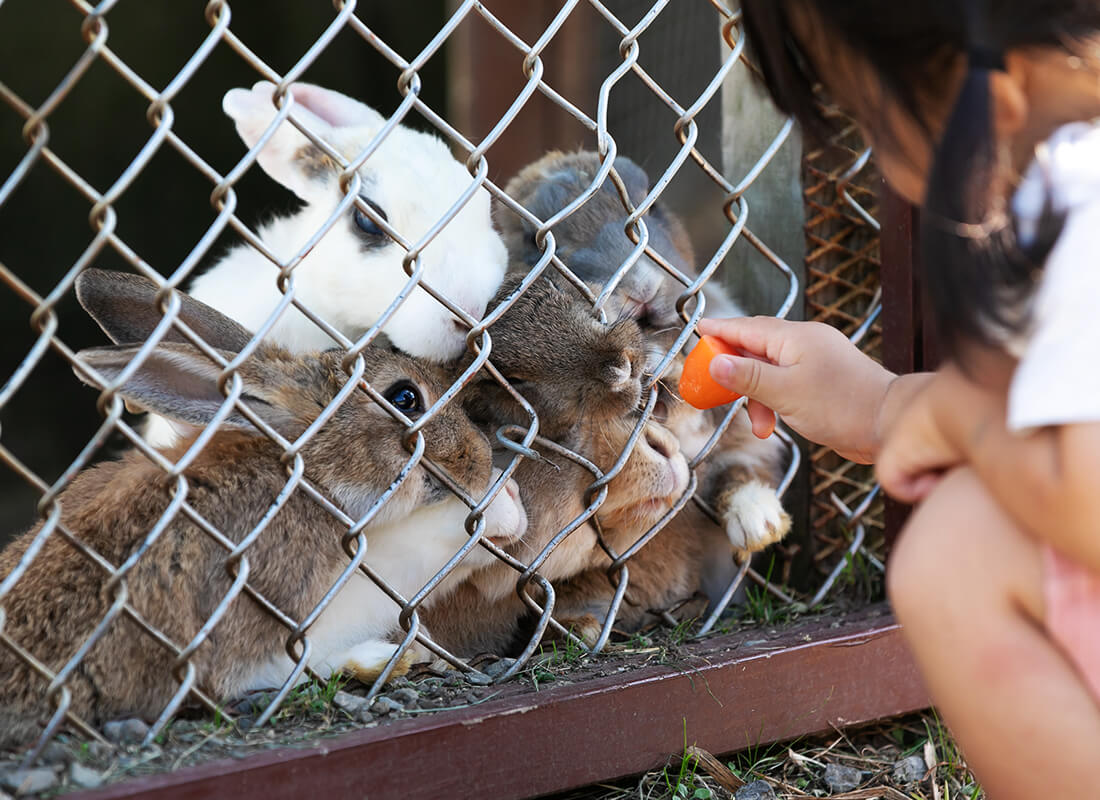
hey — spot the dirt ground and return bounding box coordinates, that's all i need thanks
[547,711,984,800]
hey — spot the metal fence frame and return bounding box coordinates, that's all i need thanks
[0,1,928,796]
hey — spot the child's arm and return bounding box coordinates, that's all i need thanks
[698,316,931,463]
[877,363,1100,573]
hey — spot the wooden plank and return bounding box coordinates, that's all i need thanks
[72,605,928,800]
[447,0,596,184]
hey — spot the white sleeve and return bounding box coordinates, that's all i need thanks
[1007,201,1100,432]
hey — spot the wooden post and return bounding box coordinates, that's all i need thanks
[719,37,805,317]
[878,185,922,545]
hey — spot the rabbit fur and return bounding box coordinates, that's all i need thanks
[497,150,791,557]
[0,270,525,748]
[422,275,693,656]
[146,81,508,446]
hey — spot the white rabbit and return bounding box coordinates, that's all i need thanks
[142,81,508,447]
[0,269,526,749]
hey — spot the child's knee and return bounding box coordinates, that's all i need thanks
[886,468,985,619]
[886,467,1042,625]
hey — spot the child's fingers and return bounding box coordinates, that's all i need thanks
[879,467,942,504]
[709,354,787,407]
[745,399,777,439]
[697,315,794,363]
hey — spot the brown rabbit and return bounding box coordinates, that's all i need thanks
[0,270,525,749]
[422,274,692,656]
[498,150,791,558]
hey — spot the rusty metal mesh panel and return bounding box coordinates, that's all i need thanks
[0,0,887,770]
[802,104,886,590]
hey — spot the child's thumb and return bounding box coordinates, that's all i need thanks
[709,354,784,406]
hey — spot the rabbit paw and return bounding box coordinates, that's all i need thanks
[337,641,416,683]
[557,614,603,648]
[721,481,791,553]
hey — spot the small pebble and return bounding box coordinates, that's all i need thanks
[893,754,928,785]
[466,671,492,686]
[38,741,73,766]
[86,741,114,761]
[0,767,59,796]
[102,718,149,746]
[67,762,103,790]
[388,688,420,708]
[463,691,481,705]
[442,670,465,686]
[483,658,516,680]
[387,676,414,690]
[824,763,862,793]
[369,696,403,716]
[423,659,450,676]
[230,691,275,716]
[332,691,371,717]
[734,779,776,800]
[168,720,203,735]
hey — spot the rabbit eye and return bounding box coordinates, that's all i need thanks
[354,199,388,238]
[383,381,423,414]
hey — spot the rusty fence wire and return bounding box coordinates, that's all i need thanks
[0,0,885,768]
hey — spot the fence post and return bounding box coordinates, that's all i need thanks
[879,185,922,544]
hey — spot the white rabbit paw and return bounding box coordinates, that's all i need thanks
[721,481,791,553]
[336,641,416,683]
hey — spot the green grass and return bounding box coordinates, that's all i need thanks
[662,723,713,800]
[250,672,350,724]
[725,736,792,783]
[523,635,592,691]
[739,555,800,626]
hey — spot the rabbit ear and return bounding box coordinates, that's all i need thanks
[284,82,385,129]
[223,81,345,203]
[75,343,299,438]
[75,269,255,352]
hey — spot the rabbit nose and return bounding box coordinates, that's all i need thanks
[643,424,679,461]
[606,354,634,393]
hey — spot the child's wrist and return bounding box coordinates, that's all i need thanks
[868,371,932,463]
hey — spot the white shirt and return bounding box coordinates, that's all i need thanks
[1007,121,1100,432]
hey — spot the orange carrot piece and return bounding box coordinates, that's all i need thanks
[678,334,742,410]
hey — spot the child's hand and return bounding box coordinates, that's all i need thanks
[697,317,895,463]
[874,374,962,502]
[876,363,1006,503]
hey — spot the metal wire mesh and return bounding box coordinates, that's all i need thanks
[0,0,887,767]
[802,102,886,592]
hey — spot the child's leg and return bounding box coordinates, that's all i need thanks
[887,467,1100,800]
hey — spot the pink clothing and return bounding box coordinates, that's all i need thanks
[1043,546,1100,702]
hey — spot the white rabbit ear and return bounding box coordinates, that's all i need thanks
[75,343,301,439]
[285,82,385,129]
[223,81,342,203]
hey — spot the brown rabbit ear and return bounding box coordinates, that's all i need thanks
[76,269,254,353]
[74,343,298,438]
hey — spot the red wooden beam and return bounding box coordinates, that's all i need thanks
[72,605,927,800]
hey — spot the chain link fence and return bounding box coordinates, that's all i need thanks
[0,0,887,777]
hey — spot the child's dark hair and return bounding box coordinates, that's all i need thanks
[741,0,1100,359]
